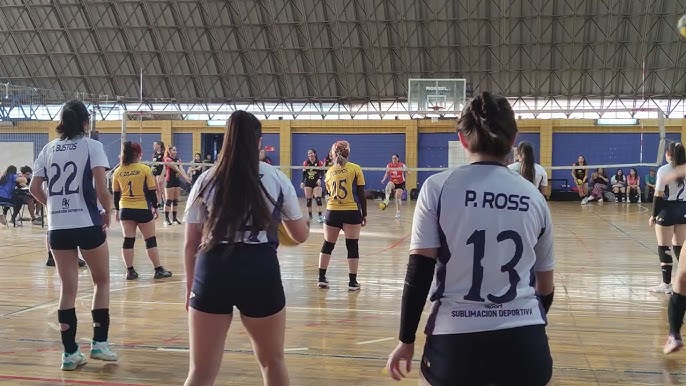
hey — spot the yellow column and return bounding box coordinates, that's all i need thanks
[279,120,292,178]
[192,130,201,156]
[539,122,553,197]
[405,121,418,190]
[681,119,686,143]
[161,120,172,147]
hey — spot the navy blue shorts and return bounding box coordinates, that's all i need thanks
[190,243,285,318]
[421,324,552,386]
[120,208,154,223]
[656,201,686,227]
[49,226,106,251]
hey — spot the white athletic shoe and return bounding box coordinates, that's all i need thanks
[90,341,119,361]
[649,283,673,294]
[394,211,400,219]
[581,197,588,205]
[61,350,87,371]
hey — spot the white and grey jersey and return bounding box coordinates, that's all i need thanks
[656,164,686,201]
[411,162,555,335]
[185,162,303,246]
[33,136,110,230]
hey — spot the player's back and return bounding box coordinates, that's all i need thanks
[114,163,154,209]
[325,161,363,211]
[657,164,686,201]
[415,162,553,335]
[35,136,109,230]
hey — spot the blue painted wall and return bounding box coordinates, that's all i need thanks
[417,132,540,187]
[291,133,405,196]
[97,133,122,169]
[551,132,681,187]
[262,133,280,165]
[0,133,49,165]
[172,133,193,164]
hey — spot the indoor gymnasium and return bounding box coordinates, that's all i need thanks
[1,1,686,385]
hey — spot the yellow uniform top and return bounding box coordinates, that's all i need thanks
[325,161,365,211]
[112,163,156,210]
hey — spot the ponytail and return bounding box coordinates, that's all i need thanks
[331,141,351,166]
[669,142,686,185]
[56,99,89,140]
[517,141,535,184]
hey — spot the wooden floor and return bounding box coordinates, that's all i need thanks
[0,199,684,385]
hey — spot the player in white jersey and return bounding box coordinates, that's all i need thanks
[183,111,310,386]
[386,92,555,385]
[649,142,686,296]
[29,100,118,371]
[508,141,548,195]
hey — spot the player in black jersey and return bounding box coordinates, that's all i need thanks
[301,149,325,223]
[152,141,165,208]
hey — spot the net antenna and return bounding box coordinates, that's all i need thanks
[656,109,667,165]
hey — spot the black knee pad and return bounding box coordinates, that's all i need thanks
[346,238,359,259]
[165,199,173,207]
[321,240,335,254]
[172,199,178,206]
[306,198,313,208]
[123,237,135,249]
[659,246,673,265]
[315,197,322,206]
[145,236,157,249]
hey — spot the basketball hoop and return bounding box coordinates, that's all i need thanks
[429,105,443,123]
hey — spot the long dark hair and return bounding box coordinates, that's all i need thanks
[614,169,624,182]
[0,165,17,185]
[198,111,271,251]
[155,141,166,155]
[122,141,142,166]
[56,100,89,140]
[668,142,686,185]
[457,92,517,158]
[307,148,319,164]
[517,141,535,183]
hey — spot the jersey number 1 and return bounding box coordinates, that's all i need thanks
[127,181,134,197]
[464,229,523,304]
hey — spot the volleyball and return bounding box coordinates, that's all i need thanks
[278,223,299,246]
[379,201,387,210]
[679,15,686,38]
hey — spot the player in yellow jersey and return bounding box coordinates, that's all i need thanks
[112,141,172,280]
[317,140,367,291]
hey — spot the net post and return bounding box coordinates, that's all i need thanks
[656,109,666,165]
[121,107,127,145]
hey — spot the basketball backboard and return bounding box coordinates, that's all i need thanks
[408,78,467,115]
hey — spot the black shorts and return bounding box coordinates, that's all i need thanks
[152,166,163,177]
[120,208,154,223]
[166,177,181,188]
[656,201,686,227]
[190,243,285,317]
[421,324,552,386]
[49,226,106,251]
[325,209,362,228]
[304,179,319,189]
[393,182,406,191]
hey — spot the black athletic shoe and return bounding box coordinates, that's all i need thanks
[46,256,55,267]
[154,267,173,279]
[126,268,139,280]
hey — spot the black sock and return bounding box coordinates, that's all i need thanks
[309,212,313,219]
[57,308,79,354]
[669,293,686,338]
[318,268,327,280]
[675,246,683,262]
[127,266,135,271]
[164,211,170,221]
[172,211,178,221]
[155,266,164,271]
[349,273,357,283]
[662,265,674,285]
[91,309,110,343]
[318,211,322,216]
[48,251,53,259]
[660,246,673,284]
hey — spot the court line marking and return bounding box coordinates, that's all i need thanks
[106,301,405,315]
[356,337,394,345]
[0,374,149,386]
[284,347,309,352]
[5,337,686,377]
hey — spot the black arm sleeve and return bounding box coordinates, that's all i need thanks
[113,191,121,210]
[537,289,554,314]
[399,254,436,344]
[356,184,367,217]
[652,195,666,217]
[145,189,158,208]
[302,168,307,183]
